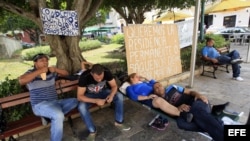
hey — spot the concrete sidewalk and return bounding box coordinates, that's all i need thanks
[16,43,250,141]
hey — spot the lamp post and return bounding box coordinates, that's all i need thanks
[199,0,205,41]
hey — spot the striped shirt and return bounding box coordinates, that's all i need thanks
[25,69,58,107]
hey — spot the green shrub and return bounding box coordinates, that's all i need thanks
[20,40,102,60]
[79,39,102,51]
[111,34,124,44]
[0,76,31,122]
[21,46,51,60]
[96,36,111,44]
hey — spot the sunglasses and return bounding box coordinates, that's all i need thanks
[32,53,49,62]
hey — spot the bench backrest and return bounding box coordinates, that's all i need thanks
[0,80,78,109]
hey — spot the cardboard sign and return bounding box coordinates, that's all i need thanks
[123,24,182,80]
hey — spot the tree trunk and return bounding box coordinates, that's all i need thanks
[46,35,85,74]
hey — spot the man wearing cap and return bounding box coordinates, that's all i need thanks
[19,53,79,141]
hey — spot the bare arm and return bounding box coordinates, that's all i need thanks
[137,94,158,101]
[183,89,208,104]
[19,67,47,86]
[202,55,219,64]
[48,66,69,77]
[19,66,69,86]
[105,78,118,103]
[77,86,106,106]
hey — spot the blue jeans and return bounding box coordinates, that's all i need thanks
[32,98,78,141]
[78,89,124,133]
[176,100,224,141]
[216,50,241,77]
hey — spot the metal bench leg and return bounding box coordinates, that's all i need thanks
[226,65,229,73]
[67,116,77,137]
[8,136,16,141]
[201,64,205,76]
[212,66,217,79]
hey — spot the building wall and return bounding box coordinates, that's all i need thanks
[209,8,250,28]
[0,36,22,59]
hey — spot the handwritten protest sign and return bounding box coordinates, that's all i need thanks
[41,8,79,36]
[123,24,182,80]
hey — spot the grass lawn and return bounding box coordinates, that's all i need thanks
[0,43,123,82]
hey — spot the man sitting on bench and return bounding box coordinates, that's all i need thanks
[201,38,244,81]
[18,53,84,141]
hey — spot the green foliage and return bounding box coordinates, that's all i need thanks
[0,75,31,122]
[0,75,24,98]
[102,0,196,24]
[20,39,102,60]
[79,39,102,51]
[21,46,51,60]
[180,47,192,71]
[85,10,107,27]
[111,34,124,44]
[0,10,38,33]
[96,36,110,44]
[200,34,230,49]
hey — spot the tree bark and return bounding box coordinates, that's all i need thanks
[46,35,84,74]
[0,0,104,74]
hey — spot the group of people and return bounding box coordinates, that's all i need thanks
[19,54,130,141]
[19,37,247,141]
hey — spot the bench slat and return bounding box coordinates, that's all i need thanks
[0,80,79,140]
[1,97,30,109]
[0,92,29,103]
[0,115,42,139]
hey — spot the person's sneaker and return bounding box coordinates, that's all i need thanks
[86,132,96,141]
[245,111,250,125]
[115,122,131,131]
[151,118,167,131]
[180,112,193,122]
[211,102,230,116]
[233,77,244,81]
[231,58,243,64]
[158,116,169,126]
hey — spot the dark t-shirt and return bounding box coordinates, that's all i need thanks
[164,85,194,107]
[78,68,113,94]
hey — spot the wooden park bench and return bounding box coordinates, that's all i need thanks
[0,79,105,141]
[200,46,230,79]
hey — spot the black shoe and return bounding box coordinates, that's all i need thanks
[151,118,167,131]
[211,102,230,116]
[245,111,250,125]
[180,112,193,122]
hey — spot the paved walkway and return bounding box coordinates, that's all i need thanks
[16,43,250,141]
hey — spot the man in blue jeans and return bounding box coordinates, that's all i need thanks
[19,53,80,141]
[77,64,131,141]
[202,38,244,81]
[153,82,229,141]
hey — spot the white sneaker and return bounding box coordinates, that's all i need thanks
[231,58,243,64]
[233,77,244,81]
